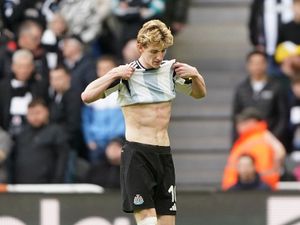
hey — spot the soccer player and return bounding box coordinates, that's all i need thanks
[81,19,206,225]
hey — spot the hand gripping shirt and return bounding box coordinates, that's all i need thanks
[104,59,192,106]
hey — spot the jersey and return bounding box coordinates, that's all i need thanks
[104,59,192,106]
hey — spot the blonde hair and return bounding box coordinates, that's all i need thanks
[137,20,173,49]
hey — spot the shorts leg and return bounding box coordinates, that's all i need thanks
[155,153,177,216]
[121,142,157,213]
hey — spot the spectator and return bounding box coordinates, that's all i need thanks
[227,154,271,191]
[232,51,289,146]
[223,108,286,190]
[41,13,67,69]
[163,0,190,35]
[59,0,111,44]
[0,49,47,138]
[0,20,49,81]
[248,0,293,76]
[112,0,165,59]
[82,55,125,163]
[0,0,46,34]
[287,77,300,152]
[85,137,124,189]
[61,35,96,94]
[122,39,140,64]
[12,98,70,184]
[276,0,300,78]
[48,66,85,157]
[0,127,13,183]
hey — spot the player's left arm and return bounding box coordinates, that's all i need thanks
[174,62,206,98]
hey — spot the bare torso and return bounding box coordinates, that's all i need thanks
[122,101,172,146]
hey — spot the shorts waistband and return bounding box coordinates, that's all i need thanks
[124,140,171,153]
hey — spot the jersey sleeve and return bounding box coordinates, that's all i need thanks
[174,74,193,96]
[104,79,122,97]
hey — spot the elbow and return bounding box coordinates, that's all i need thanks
[193,88,207,99]
[200,89,207,98]
[81,92,91,104]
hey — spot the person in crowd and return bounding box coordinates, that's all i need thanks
[48,66,85,157]
[227,154,272,191]
[0,0,46,34]
[12,98,70,183]
[0,127,13,183]
[122,39,140,64]
[248,0,293,76]
[223,108,286,190]
[232,50,289,146]
[0,49,47,138]
[61,35,96,94]
[82,55,125,163]
[58,0,111,44]
[112,0,165,60]
[0,20,48,81]
[41,13,67,69]
[163,0,190,35]
[276,0,300,78]
[85,137,124,189]
[287,77,300,152]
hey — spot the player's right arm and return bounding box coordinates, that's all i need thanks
[81,65,134,104]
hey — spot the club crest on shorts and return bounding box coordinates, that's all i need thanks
[133,194,144,205]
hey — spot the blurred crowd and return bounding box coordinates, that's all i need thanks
[0,0,190,187]
[223,0,300,191]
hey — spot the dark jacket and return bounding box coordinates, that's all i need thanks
[287,96,300,152]
[248,0,264,47]
[113,0,165,46]
[277,21,300,45]
[0,77,48,132]
[248,0,293,55]
[13,123,70,183]
[163,0,190,26]
[228,173,271,191]
[85,158,120,189]
[232,77,288,142]
[65,55,96,94]
[48,88,85,153]
[0,0,46,33]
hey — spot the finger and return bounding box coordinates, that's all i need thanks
[129,67,135,72]
[175,68,185,74]
[173,62,182,69]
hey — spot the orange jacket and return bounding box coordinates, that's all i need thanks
[222,121,279,190]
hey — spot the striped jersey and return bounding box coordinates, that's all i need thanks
[105,59,192,106]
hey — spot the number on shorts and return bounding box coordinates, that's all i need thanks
[168,185,176,203]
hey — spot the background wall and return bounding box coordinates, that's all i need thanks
[1,191,300,225]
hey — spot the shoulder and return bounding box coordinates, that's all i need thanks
[0,78,9,87]
[258,182,271,191]
[46,124,66,134]
[236,78,250,90]
[280,21,296,31]
[266,78,283,91]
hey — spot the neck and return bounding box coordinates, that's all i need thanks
[251,74,267,82]
[138,57,151,69]
[240,175,256,184]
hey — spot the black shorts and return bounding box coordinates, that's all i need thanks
[120,140,177,215]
